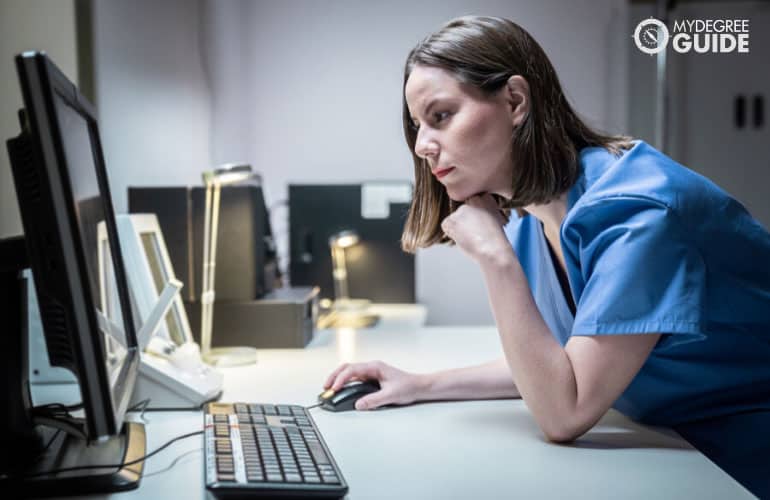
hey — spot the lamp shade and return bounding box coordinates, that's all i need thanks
[329,230,360,249]
[203,163,260,186]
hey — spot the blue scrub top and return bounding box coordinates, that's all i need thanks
[503,140,770,427]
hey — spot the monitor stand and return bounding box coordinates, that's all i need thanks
[11,421,146,496]
[0,236,146,496]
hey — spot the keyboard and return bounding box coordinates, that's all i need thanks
[204,402,348,499]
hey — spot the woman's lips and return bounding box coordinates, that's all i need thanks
[433,167,455,179]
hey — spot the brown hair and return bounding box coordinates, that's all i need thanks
[401,16,632,253]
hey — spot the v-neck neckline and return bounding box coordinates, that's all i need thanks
[536,221,576,320]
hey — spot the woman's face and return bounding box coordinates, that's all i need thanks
[405,64,516,202]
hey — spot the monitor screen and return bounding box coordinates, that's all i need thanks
[54,93,131,387]
[10,51,138,439]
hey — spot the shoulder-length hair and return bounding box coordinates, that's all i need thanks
[401,16,632,253]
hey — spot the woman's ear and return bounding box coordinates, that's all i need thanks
[505,75,530,128]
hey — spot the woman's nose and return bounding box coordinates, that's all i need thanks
[414,130,439,161]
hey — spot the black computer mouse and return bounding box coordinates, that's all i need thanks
[318,380,381,412]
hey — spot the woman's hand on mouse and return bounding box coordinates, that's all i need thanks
[324,361,425,410]
[441,193,513,265]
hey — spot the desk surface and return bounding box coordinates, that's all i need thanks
[90,308,753,499]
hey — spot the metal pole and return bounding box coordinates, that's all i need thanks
[655,0,670,153]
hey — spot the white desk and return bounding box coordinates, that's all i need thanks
[92,307,754,499]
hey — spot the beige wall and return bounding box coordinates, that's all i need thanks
[0,0,78,238]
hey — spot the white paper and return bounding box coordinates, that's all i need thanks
[361,182,412,219]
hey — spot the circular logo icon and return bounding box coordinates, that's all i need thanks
[633,18,669,55]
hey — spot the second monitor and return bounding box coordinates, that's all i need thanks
[289,183,415,304]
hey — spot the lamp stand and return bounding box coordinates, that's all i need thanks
[200,177,256,367]
[327,242,377,328]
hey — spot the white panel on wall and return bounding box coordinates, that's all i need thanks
[417,245,494,326]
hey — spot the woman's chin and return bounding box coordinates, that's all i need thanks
[445,185,473,203]
[447,189,489,204]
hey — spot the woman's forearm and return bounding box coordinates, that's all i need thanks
[479,251,582,441]
[415,357,520,402]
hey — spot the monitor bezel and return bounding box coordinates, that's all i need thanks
[15,51,139,439]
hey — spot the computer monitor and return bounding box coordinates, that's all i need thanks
[1,51,145,494]
[289,183,416,303]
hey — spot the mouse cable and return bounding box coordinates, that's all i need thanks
[14,429,203,479]
[305,403,322,411]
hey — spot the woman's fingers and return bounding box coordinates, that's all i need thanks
[355,388,391,411]
[323,363,350,389]
[322,361,418,411]
[329,361,383,391]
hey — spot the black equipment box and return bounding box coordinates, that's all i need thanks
[184,286,318,348]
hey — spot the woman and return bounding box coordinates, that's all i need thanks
[324,16,770,496]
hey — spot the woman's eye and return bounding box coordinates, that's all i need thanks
[434,111,450,124]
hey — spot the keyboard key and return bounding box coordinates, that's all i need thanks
[266,473,284,482]
[308,442,330,465]
[322,475,339,483]
[285,473,302,482]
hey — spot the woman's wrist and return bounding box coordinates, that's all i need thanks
[412,372,436,402]
[477,243,519,274]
